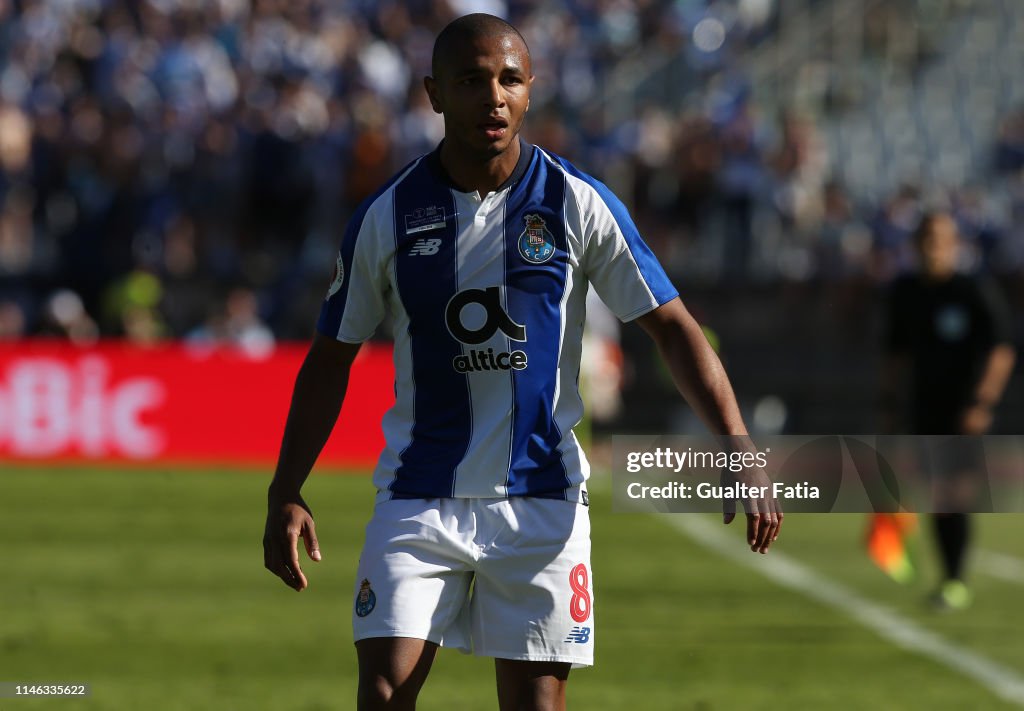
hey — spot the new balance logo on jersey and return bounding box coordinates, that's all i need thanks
[408,238,442,256]
[564,626,591,644]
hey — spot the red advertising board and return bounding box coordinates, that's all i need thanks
[0,340,394,468]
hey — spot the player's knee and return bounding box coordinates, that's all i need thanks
[358,674,394,705]
[521,684,565,711]
[360,672,391,708]
[356,638,436,708]
[358,673,417,710]
[502,675,567,711]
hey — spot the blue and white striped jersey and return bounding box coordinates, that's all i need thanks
[318,142,678,500]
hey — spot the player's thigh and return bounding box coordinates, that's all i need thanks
[472,498,594,665]
[353,499,475,647]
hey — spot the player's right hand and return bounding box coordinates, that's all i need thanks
[721,467,783,554]
[264,495,321,591]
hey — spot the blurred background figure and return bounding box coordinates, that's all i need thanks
[38,289,99,344]
[714,97,766,282]
[102,270,167,344]
[582,290,625,428]
[187,286,275,356]
[0,299,26,340]
[880,211,1016,610]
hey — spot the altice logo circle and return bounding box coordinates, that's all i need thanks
[445,287,528,373]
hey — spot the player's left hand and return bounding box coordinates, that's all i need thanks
[264,494,321,591]
[722,467,783,554]
[960,403,993,435]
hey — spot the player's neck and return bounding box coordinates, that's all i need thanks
[439,139,522,197]
[922,268,955,283]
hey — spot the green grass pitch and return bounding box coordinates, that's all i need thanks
[3,466,1024,710]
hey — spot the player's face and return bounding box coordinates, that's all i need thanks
[918,215,959,278]
[425,33,533,159]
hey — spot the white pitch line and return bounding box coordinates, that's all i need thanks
[665,515,1024,707]
[977,550,1024,586]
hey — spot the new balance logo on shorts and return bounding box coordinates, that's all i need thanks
[564,626,591,644]
[408,238,442,256]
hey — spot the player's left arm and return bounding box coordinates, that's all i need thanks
[962,344,1016,434]
[636,298,745,435]
[962,279,1017,434]
[636,297,782,552]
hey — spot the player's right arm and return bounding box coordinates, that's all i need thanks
[264,334,362,591]
[879,278,910,434]
[879,353,909,434]
[265,180,391,591]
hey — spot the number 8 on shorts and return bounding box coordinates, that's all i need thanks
[569,563,591,623]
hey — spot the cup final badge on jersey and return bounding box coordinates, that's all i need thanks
[405,205,447,235]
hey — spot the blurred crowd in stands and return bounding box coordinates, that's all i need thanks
[0,0,1022,345]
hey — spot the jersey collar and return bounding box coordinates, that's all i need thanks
[427,139,534,194]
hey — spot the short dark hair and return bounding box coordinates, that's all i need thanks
[431,13,530,78]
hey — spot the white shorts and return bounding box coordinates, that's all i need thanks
[351,496,594,667]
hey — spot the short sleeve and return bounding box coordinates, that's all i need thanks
[568,173,678,321]
[316,199,389,343]
[976,276,1014,347]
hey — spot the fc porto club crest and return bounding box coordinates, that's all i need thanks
[518,214,556,264]
[355,578,376,617]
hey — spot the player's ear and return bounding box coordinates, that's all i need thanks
[424,76,443,114]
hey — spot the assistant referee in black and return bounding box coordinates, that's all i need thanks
[881,210,1016,609]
